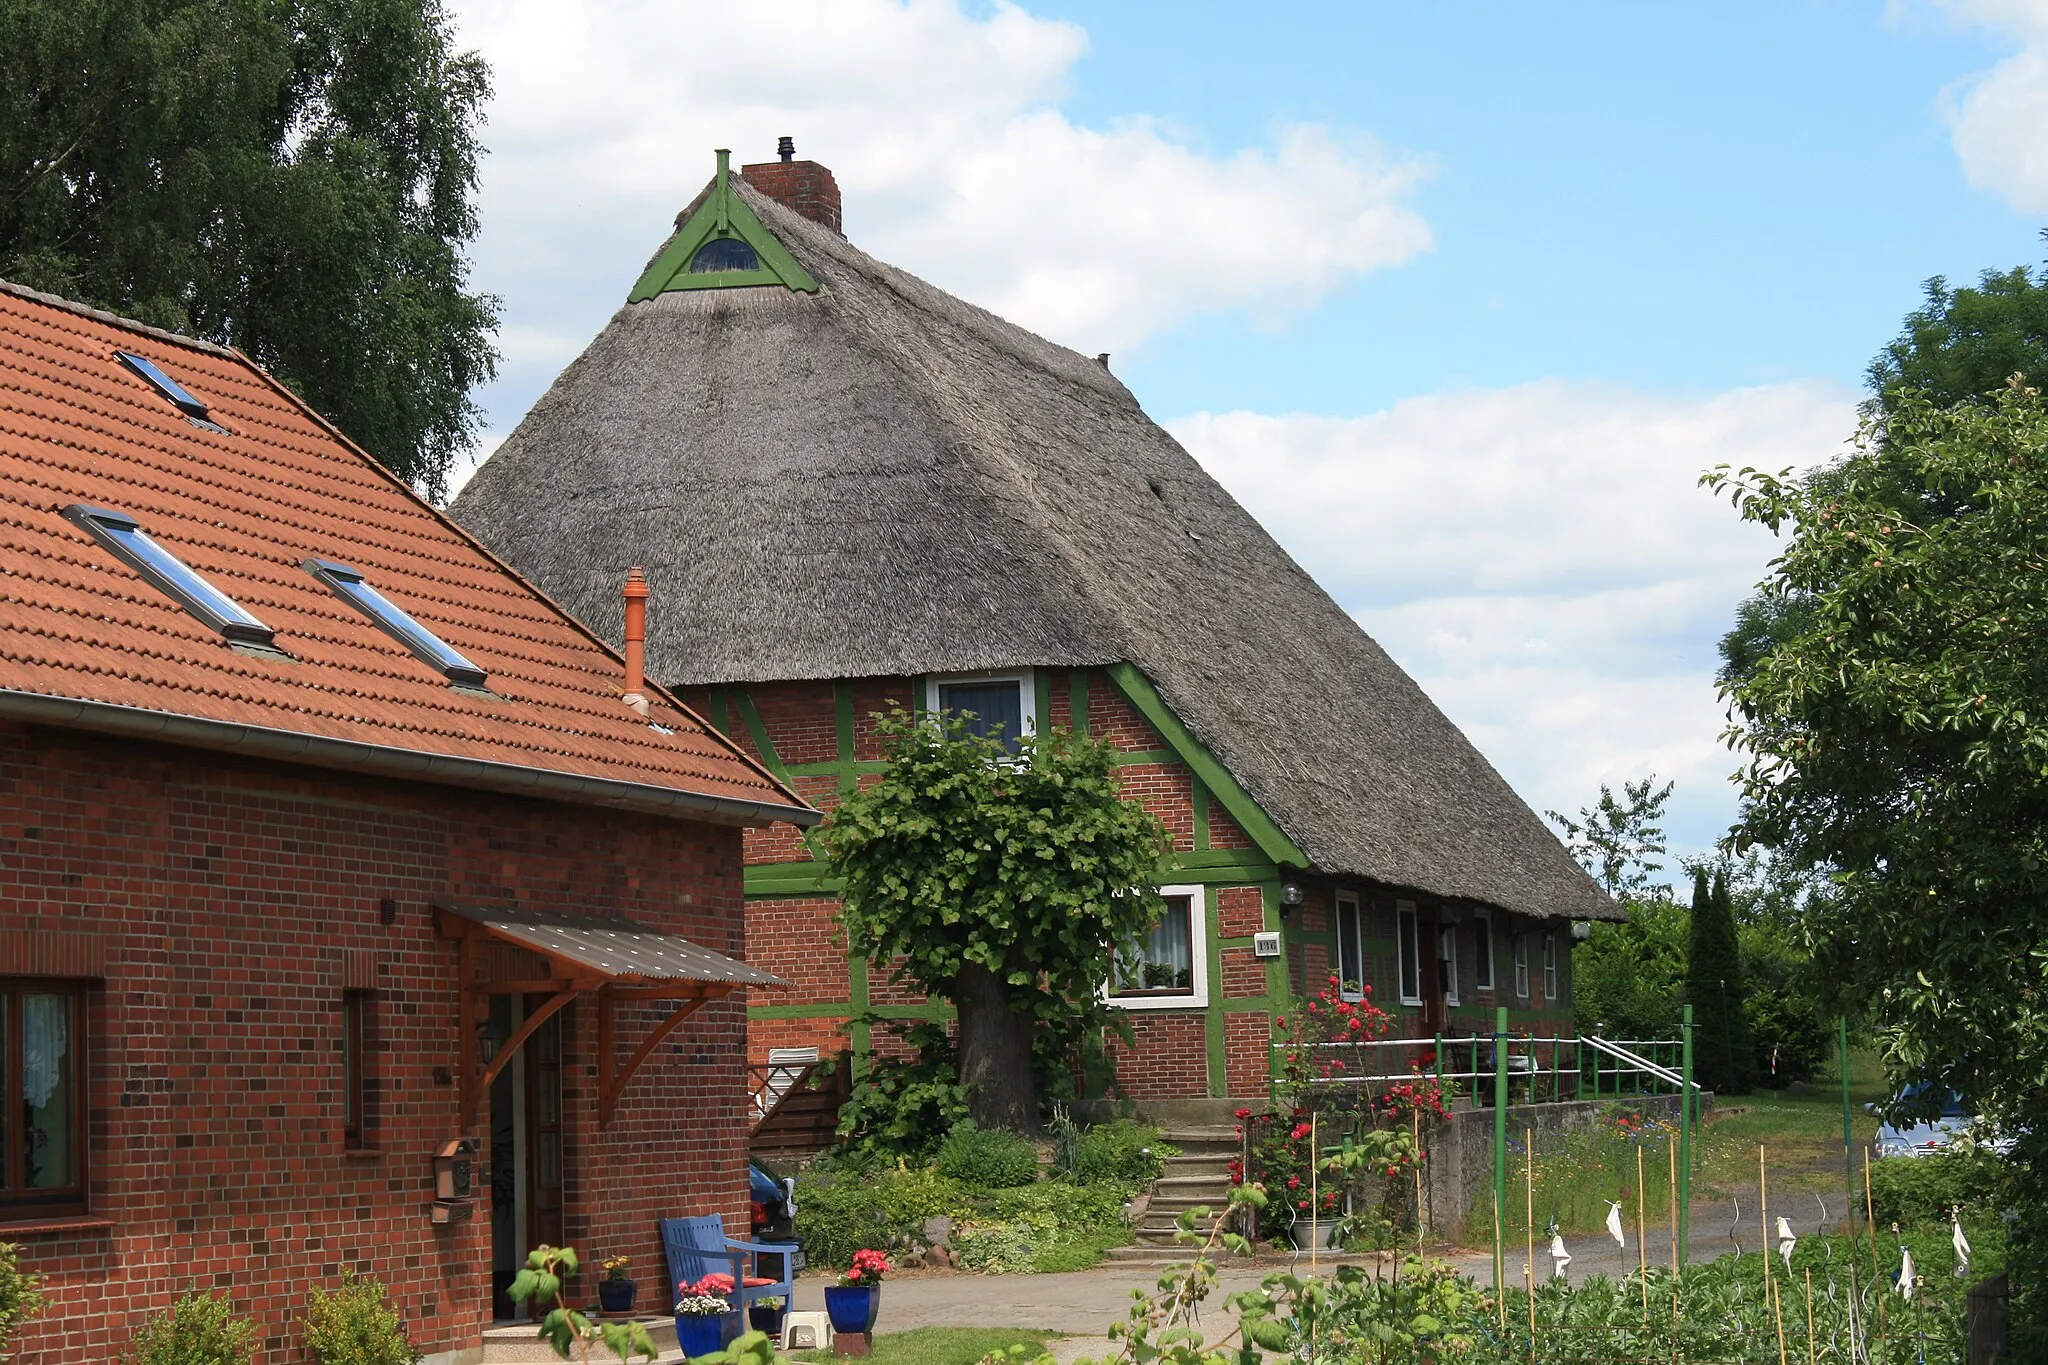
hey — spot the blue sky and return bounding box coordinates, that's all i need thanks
[1040,2,2031,412]
[446,0,2048,880]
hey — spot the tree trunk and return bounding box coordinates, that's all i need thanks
[953,962,1038,1134]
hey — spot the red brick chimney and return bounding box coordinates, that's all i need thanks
[741,136,843,238]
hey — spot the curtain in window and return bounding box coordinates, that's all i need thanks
[938,682,1024,752]
[21,993,71,1189]
[1115,897,1193,992]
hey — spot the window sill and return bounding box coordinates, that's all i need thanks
[343,1149,384,1162]
[0,1214,114,1236]
[1108,995,1209,1012]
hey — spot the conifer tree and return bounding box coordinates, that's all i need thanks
[1686,865,1753,1094]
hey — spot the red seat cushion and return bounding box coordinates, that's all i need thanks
[743,1277,775,1287]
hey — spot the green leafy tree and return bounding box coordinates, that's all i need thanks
[0,0,497,498]
[823,710,1172,1134]
[1544,776,1674,898]
[1704,377,2048,1341]
[1684,866,1752,1095]
[1572,893,1687,1040]
[1721,237,2048,685]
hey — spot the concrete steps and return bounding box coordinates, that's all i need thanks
[1132,1128,1243,1246]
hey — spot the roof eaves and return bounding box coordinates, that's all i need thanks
[0,689,822,828]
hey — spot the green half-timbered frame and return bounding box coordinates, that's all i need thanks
[728,663,1572,1099]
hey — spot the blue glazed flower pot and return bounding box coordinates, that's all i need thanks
[823,1284,880,1334]
[675,1314,726,1358]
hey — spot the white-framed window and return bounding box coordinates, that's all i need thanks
[1438,921,1460,1007]
[926,670,1036,755]
[1109,884,1207,1010]
[1542,933,1558,1002]
[1473,908,1495,993]
[1395,900,1422,1006]
[1513,933,1529,999]
[1334,890,1364,1001]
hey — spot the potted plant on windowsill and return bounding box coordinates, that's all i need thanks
[597,1255,636,1315]
[822,1250,888,1334]
[673,1274,734,1359]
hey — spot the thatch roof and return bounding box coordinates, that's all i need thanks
[452,177,1615,921]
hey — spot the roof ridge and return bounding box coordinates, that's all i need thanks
[0,278,239,359]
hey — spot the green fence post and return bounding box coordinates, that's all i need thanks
[1494,1005,1508,1295]
[1679,1004,1694,1265]
[1434,1031,1445,1098]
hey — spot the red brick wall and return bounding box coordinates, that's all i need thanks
[748,681,837,765]
[1217,887,1265,938]
[1086,678,1168,752]
[1224,1012,1272,1099]
[0,721,751,1364]
[745,897,845,1006]
[1220,946,1265,1001]
[1209,804,1255,849]
[1117,762,1196,850]
[1103,1014,1208,1099]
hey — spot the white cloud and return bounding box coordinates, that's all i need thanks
[1933,0,2048,211]
[1168,380,1859,861]
[448,0,1430,370]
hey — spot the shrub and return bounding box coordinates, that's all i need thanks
[832,1024,971,1161]
[304,1271,421,1365]
[1868,1148,2008,1229]
[131,1292,255,1365]
[794,1165,1134,1271]
[1073,1119,1177,1186]
[0,1242,41,1356]
[795,1165,966,1268]
[935,1122,1038,1188]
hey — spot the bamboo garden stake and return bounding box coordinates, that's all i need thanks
[1804,1267,1817,1365]
[1525,1127,1537,1355]
[1636,1143,1648,1316]
[1760,1145,1773,1299]
[1309,1110,1319,1277]
[1412,1109,1423,1259]
[1771,1275,1790,1365]
[1865,1149,1886,1347]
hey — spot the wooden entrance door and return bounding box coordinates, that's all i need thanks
[525,1000,564,1253]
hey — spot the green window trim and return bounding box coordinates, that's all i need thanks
[627,149,819,300]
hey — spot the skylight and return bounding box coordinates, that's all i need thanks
[302,559,486,687]
[114,351,224,431]
[63,504,276,647]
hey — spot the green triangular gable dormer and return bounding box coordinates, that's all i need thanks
[627,150,820,300]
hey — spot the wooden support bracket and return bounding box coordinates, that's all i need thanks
[472,987,577,1119]
[597,989,723,1127]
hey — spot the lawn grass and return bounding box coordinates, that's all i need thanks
[796,1327,1060,1365]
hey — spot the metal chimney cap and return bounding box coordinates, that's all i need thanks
[777,135,795,162]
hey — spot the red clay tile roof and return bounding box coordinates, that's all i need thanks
[0,281,814,826]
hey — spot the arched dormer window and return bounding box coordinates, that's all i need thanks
[690,237,760,273]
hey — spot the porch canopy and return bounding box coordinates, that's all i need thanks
[435,902,787,1127]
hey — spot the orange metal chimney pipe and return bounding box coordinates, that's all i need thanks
[622,567,649,717]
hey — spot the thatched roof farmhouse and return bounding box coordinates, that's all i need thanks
[453,145,1613,1115]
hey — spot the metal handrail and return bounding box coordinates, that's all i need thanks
[1582,1032,1695,1092]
